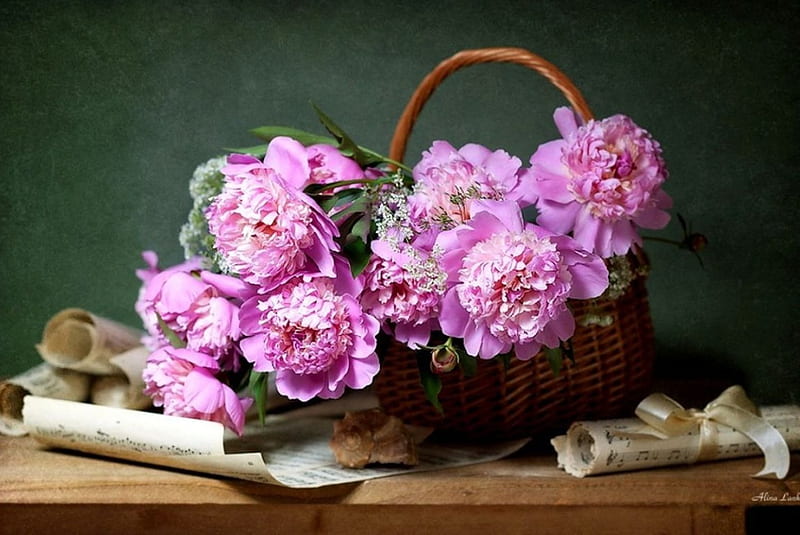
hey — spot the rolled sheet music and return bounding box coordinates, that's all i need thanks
[0,363,91,436]
[35,308,143,376]
[1,310,153,436]
[552,386,800,479]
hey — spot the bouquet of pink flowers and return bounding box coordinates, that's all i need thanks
[135,104,684,435]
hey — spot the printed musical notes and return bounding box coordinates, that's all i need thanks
[551,405,800,478]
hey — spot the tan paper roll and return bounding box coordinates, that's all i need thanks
[35,308,144,375]
[0,363,91,436]
[90,375,152,410]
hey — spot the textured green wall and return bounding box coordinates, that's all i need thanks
[1,1,797,404]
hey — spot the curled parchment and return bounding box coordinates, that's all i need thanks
[1,310,153,436]
[0,363,91,436]
[552,387,800,479]
[36,308,143,376]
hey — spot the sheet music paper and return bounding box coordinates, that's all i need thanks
[551,405,800,477]
[21,395,528,488]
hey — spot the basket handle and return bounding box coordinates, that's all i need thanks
[389,47,594,163]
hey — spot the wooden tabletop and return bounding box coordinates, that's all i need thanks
[2,434,798,535]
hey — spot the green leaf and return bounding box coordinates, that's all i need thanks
[156,313,186,349]
[223,144,267,157]
[342,235,370,277]
[416,353,444,415]
[248,371,270,425]
[498,351,512,371]
[545,346,563,377]
[249,125,336,147]
[311,102,361,156]
[458,352,478,377]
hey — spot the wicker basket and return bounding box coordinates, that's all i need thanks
[372,47,656,440]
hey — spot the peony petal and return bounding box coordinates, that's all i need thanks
[634,204,671,229]
[263,136,312,189]
[469,199,524,234]
[458,143,492,165]
[568,255,609,299]
[275,370,323,402]
[536,199,581,234]
[343,353,380,390]
[608,220,640,256]
[513,340,542,361]
[395,321,433,349]
[478,331,507,360]
[239,334,274,372]
[200,271,258,300]
[462,321,483,357]
[539,309,575,346]
[553,106,582,138]
[438,289,469,338]
[183,368,225,414]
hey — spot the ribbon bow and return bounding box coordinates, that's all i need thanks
[635,385,790,479]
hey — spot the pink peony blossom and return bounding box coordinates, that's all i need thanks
[306,143,365,186]
[528,107,672,257]
[134,251,205,351]
[436,199,608,360]
[359,235,446,348]
[239,258,380,402]
[142,346,252,435]
[408,141,530,231]
[205,137,341,291]
[136,255,257,370]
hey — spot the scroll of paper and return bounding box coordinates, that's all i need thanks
[22,396,528,488]
[552,404,800,478]
[35,308,143,375]
[1,309,153,436]
[0,363,91,436]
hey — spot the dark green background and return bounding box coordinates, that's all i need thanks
[1,1,797,404]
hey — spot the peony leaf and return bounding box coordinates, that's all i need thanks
[342,235,370,277]
[224,144,267,157]
[416,353,444,415]
[248,371,270,426]
[545,346,563,377]
[458,352,477,378]
[156,313,186,349]
[311,102,361,158]
[249,125,335,147]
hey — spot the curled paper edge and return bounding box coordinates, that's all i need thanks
[35,308,144,376]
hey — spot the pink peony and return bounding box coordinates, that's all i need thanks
[134,251,206,351]
[205,137,341,291]
[142,346,252,435]
[239,258,380,402]
[306,143,365,186]
[137,262,254,371]
[359,235,446,348]
[528,107,672,257]
[408,141,530,231]
[436,199,608,360]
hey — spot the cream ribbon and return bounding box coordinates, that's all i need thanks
[635,385,791,479]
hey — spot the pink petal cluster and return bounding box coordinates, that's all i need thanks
[529,107,672,257]
[306,143,365,186]
[239,260,380,401]
[205,137,341,291]
[359,237,445,348]
[436,199,608,360]
[142,346,252,435]
[408,141,531,231]
[134,251,205,351]
[136,252,255,371]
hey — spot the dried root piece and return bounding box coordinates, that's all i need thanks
[330,408,419,469]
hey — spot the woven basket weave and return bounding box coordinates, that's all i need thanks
[372,47,656,440]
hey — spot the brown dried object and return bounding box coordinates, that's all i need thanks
[330,408,419,469]
[0,382,30,421]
